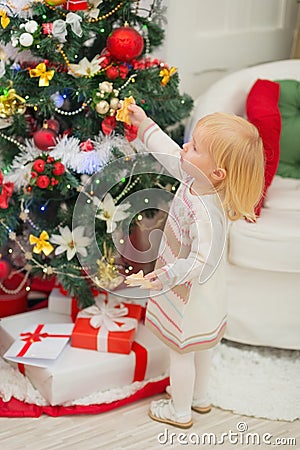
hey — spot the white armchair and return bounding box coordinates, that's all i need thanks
[185,60,300,350]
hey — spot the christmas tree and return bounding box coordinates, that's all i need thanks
[0,0,193,307]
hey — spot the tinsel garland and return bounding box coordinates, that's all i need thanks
[5,133,146,190]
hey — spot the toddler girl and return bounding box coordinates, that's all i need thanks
[127,104,264,428]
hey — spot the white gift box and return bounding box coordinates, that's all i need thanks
[48,287,148,317]
[4,323,74,368]
[48,288,73,315]
[0,309,169,405]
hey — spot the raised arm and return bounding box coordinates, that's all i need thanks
[128,104,183,181]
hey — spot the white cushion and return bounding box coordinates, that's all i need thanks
[228,208,300,273]
[265,176,300,211]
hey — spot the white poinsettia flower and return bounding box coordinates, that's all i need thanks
[68,55,105,77]
[51,225,91,261]
[94,193,130,233]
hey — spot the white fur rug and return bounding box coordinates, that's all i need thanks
[1,341,299,421]
[209,340,300,422]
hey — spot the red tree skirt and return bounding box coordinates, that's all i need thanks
[0,377,169,418]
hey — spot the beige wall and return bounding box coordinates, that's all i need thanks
[148,0,299,99]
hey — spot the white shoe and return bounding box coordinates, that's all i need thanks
[165,385,212,414]
[149,399,193,429]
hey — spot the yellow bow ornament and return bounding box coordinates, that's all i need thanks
[159,66,177,86]
[0,10,10,29]
[29,63,55,87]
[29,231,54,256]
[0,88,26,118]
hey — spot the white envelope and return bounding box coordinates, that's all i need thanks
[4,323,74,368]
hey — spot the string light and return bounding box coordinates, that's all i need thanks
[114,176,140,202]
[135,0,140,15]
[0,270,30,295]
[119,74,137,92]
[0,131,26,150]
[54,100,91,116]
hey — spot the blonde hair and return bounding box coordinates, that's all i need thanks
[195,112,265,222]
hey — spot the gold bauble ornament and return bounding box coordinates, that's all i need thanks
[98,81,113,94]
[95,100,110,115]
[110,97,119,110]
[45,0,66,6]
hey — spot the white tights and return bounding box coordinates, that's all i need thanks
[169,347,213,417]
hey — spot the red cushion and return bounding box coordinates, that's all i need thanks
[246,79,281,216]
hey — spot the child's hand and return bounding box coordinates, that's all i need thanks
[125,270,162,290]
[144,271,163,291]
[127,104,148,128]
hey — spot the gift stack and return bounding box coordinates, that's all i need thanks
[0,287,169,406]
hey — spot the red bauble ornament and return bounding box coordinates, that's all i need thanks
[33,123,57,151]
[106,26,144,62]
[47,119,60,134]
[106,66,119,80]
[0,259,11,280]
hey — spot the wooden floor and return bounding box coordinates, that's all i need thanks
[0,395,299,450]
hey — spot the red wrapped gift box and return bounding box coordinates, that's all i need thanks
[65,0,88,11]
[0,273,29,318]
[71,300,140,354]
[71,317,136,354]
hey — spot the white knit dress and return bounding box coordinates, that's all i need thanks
[138,118,228,353]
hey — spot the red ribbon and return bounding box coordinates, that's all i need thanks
[17,324,71,375]
[132,341,148,382]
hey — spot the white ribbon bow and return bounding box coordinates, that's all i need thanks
[78,297,137,351]
[66,13,83,38]
[52,19,67,43]
[78,297,134,330]
[52,13,82,43]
